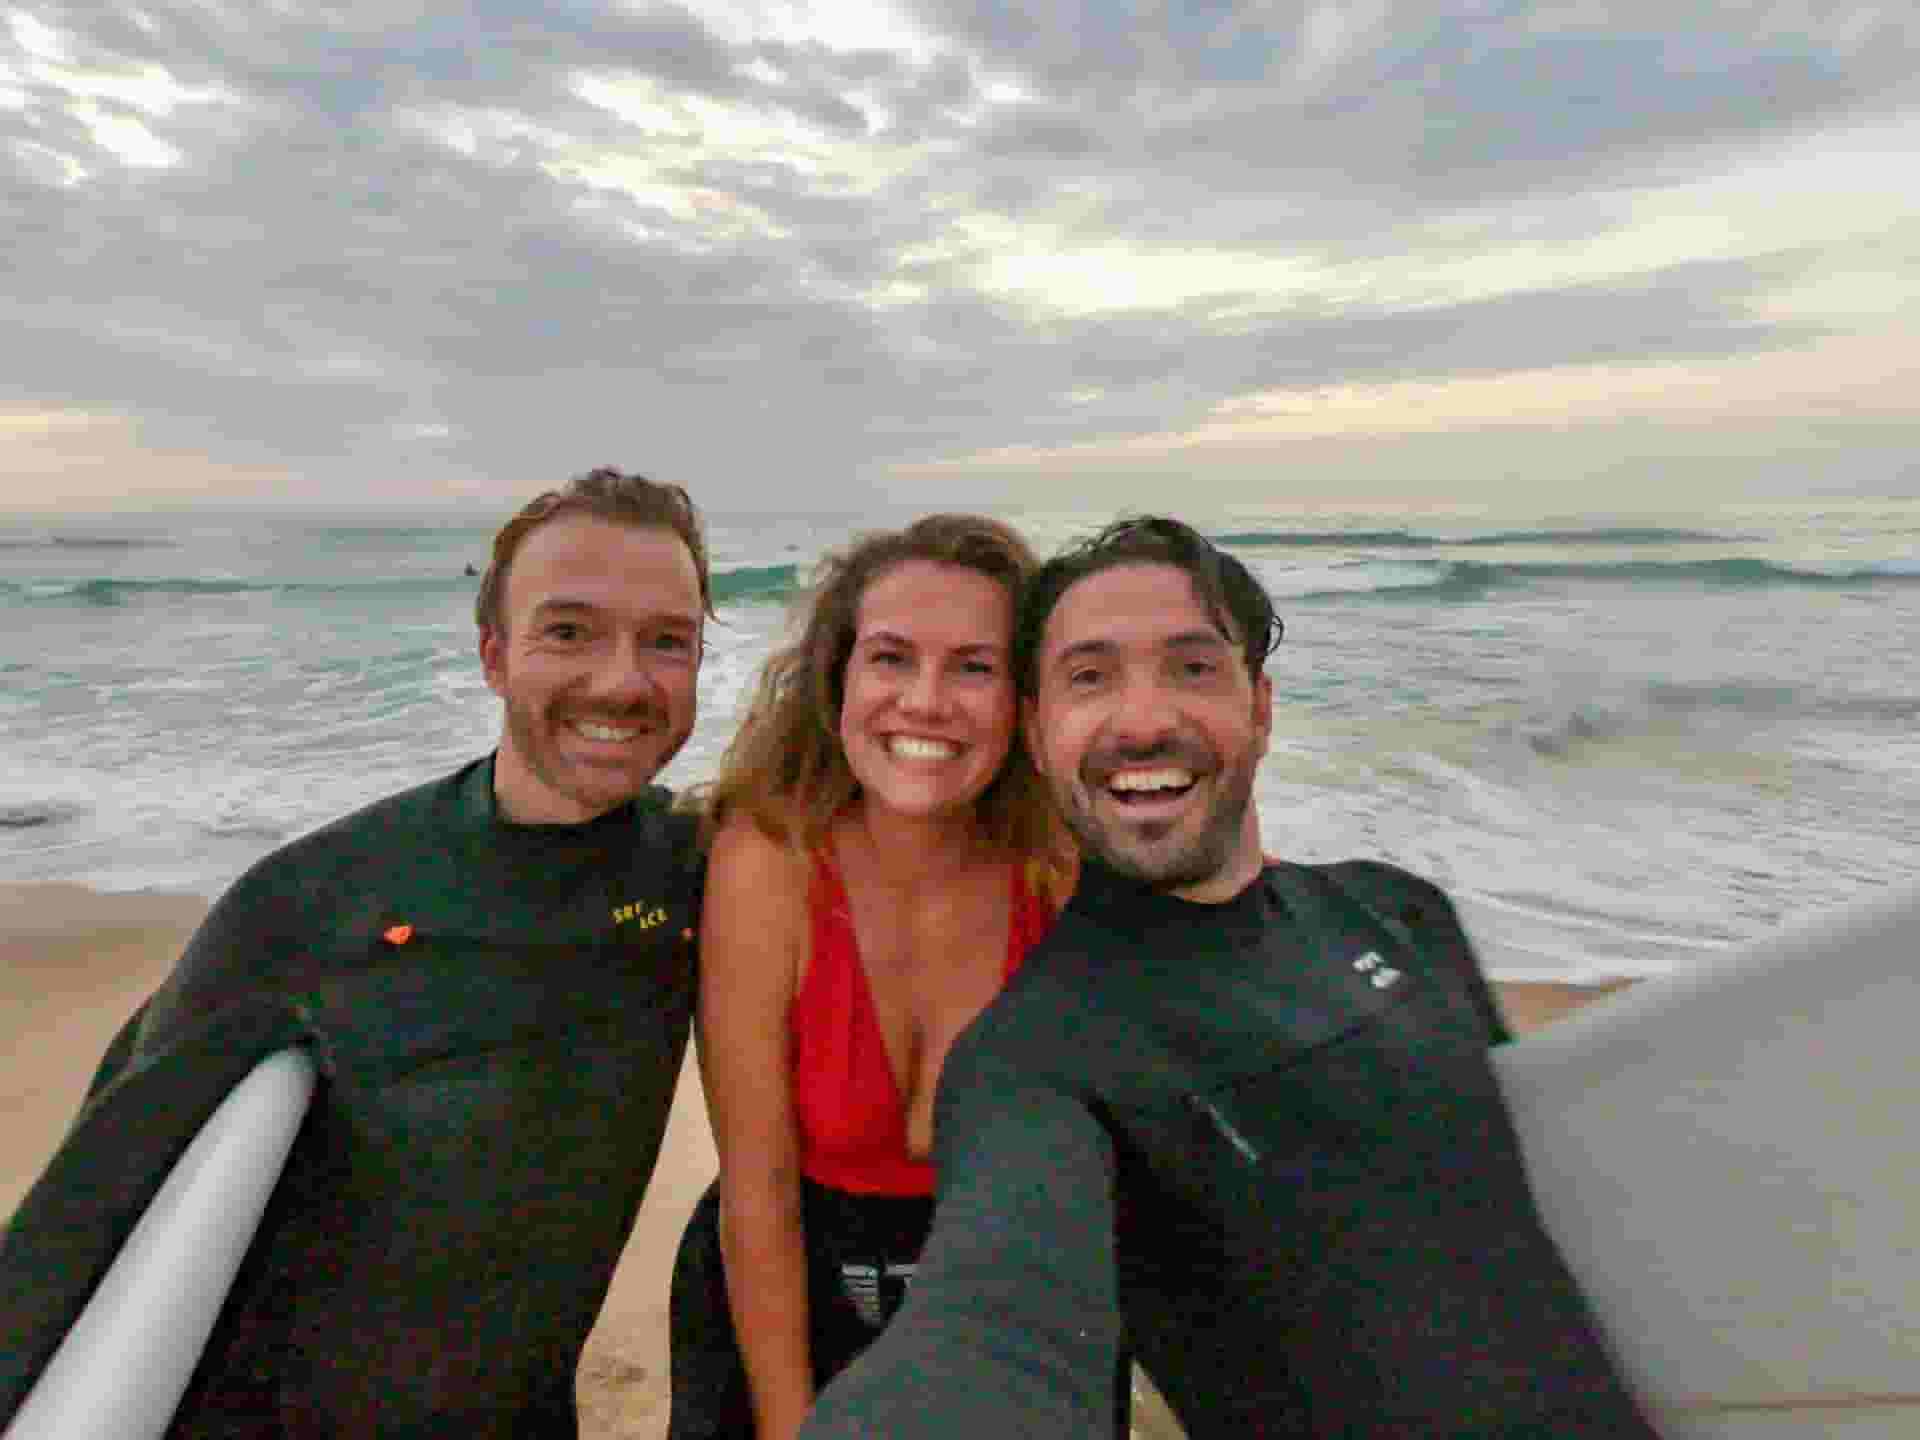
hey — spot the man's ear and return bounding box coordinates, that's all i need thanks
[478,624,506,697]
[1252,669,1273,755]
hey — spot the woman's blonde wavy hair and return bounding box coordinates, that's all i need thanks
[702,514,1071,894]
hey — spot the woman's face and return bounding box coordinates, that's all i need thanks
[838,559,1017,822]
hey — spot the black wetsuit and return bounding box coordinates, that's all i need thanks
[1,757,701,1438]
[801,859,1661,1439]
[667,1178,940,1439]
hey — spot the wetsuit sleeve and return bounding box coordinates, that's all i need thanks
[79,999,150,1099]
[134,860,304,1056]
[800,1022,1124,1439]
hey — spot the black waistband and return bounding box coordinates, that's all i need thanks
[799,1178,934,1267]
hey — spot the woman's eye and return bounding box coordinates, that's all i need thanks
[543,622,583,642]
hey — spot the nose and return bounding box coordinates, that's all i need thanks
[586,635,667,708]
[898,660,949,718]
[1105,670,1177,750]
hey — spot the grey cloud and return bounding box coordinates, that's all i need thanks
[841,250,1831,458]
[30,1,795,136]
[2,1,1911,504]
[934,4,1918,221]
[982,105,1103,159]
[1241,254,1820,387]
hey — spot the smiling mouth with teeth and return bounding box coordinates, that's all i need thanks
[573,719,644,743]
[1106,767,1197,800]
[888,736,959,761]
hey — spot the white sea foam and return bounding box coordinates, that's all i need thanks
[2,501,1916,973]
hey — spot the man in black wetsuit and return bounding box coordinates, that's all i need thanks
[802,517,1661,1439]
[2,468,711,1436]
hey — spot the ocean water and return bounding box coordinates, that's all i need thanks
[4,498,1916,983]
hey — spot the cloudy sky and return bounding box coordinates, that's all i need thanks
[3,1,1916,513]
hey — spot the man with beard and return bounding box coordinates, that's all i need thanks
[3,468,710,1436]
[801,516,1660,1438]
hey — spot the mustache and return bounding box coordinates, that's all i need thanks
[1080,737,1214,783]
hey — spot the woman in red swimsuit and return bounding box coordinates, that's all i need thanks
[668,515,1078,1440]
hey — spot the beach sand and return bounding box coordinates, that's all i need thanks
[2,884,1632,1437]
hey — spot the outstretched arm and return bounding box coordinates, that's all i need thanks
[698,817,816,1440]
[801,1018,1124,1439]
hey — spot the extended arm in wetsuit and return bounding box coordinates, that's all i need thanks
[800,1021,1124,1439]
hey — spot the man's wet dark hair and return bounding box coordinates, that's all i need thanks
[1013,515,1283,696]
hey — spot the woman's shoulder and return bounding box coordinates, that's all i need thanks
[706,810,814,908]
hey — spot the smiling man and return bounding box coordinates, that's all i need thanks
[3,468,711,1436]
[479,491,704,823]
[802,516,1660,1439]
[1027,552,1271,903]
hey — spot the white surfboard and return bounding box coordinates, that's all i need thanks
[5,1048,315,1440]
[1492,882,1920,1438]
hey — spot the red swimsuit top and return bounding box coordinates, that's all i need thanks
[792,849,1056,1197]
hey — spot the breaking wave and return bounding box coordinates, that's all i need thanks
[1291,556,1920,603]
[3,561,805,608]
[1217,525,1730,550]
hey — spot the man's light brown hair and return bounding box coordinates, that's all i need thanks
[475,466,714,633]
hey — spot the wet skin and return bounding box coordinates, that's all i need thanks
[839,559,1017,821]
[479,514,704,824]
[1024,562,1271,903]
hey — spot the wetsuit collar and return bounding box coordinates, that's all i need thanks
[1070,856,1273,938]
[458,752,672,833]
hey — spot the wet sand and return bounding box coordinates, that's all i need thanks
[1,882,1631,1436]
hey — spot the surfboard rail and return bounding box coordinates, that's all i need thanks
[4,1047,316,1440]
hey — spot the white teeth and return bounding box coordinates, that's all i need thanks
[1108,768,1195,793]
[575,720,640,742]
[889,736,958,761]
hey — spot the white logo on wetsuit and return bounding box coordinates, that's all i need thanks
[1352,950,1402,990]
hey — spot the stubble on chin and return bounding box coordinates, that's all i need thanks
[1078,819,1236,891]
[1061,767,1255,892]
[502,699,674,819]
